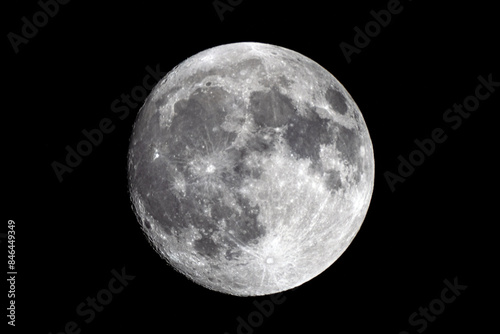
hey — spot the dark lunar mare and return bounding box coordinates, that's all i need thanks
[130,84,364,251]
[249,85,336,170]
[325,87,348,115]
[130,86,268,260]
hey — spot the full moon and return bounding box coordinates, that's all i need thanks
[128,42,374,296]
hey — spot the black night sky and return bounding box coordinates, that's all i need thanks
[4,1,498,333]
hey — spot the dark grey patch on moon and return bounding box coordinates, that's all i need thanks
[169,87,236,151]
[336,125,360,163]
[324,170,343,192]
[250,86,296,128]
[250,86,335,167]
[228,195,263,244]
[232,149,264,179]
[247,127,279,155]
[278,75,294,88]
[137,85,268,260]
[334,125,363,183]
[128,109,188,235]
[224,247,242,261]
[284,108,333,166]
[152,189,183,236]
[194,234,220,258]
[325,87,348,115]
[190,194,265,259]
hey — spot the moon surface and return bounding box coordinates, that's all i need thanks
[127,42,374,296]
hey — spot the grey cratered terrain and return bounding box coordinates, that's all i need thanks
[128,42,374,296]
